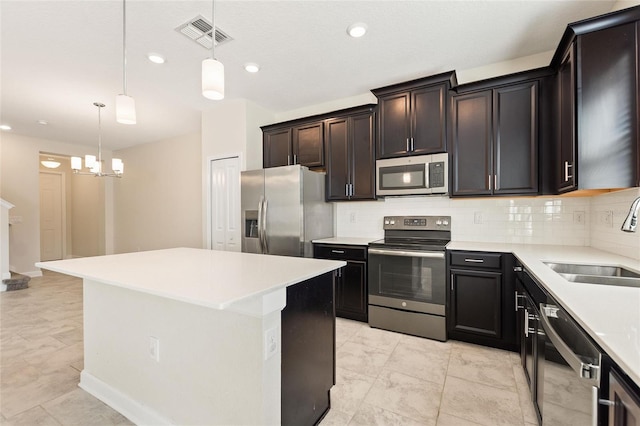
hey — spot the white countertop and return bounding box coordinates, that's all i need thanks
[312,237,380,246]
[448,241,640,386]
[36,248,345,310]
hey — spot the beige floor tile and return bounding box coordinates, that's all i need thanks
[385,336,451,385]
[349,402,431,426]
[0,335,67,365]
[319,408,352,426]
[330,367,376,416]
[436,412,483,426]
[42,388,133,425]
[364,369,442,424]
[336,341,393,378]
[350,325,402,352]
[0,366,80,418]
[440,376,524,426]
[447,345,517,391]
[335,318,365,348]
[50,327,83,346]
[24,342,84,374]
[2,405,61,426]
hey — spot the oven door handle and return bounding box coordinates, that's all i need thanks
[539,303,600,385]
[368,248,445,258]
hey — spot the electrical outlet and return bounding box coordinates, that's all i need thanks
[264,327,278,360]
[349,212,357,223]
[599,210,613,227]
[149,336,160,362]
[474,212,483,225]
[573,211,585,225]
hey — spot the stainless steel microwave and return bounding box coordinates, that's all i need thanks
[376,153,448,196]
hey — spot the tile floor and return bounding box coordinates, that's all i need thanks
[322,318,538,426]
[1,271,537,426]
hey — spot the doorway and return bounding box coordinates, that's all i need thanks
[39,171,65,261]
[208,156,241,252]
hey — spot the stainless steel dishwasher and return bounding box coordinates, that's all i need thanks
[538,296,604,425]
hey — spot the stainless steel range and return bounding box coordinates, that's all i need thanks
[368,215,450,341]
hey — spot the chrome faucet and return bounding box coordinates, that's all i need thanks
[621,196,640,232]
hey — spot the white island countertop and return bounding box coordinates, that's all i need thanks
[448,241,640,387]
[36,247,345,310]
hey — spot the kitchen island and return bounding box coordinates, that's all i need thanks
[36,247,345,426]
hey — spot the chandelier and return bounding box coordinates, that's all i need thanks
[71,102,124,178]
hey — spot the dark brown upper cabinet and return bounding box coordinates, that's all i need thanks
[551,8,640,192]
[451,75,541,197]
[372,72,457,159]
[325,108,375,201]
[262,120,324,169]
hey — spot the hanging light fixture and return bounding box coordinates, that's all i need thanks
[71,103,124,178]
[202,0,224,100]
[41,158,61,169]
[116,0,136,124]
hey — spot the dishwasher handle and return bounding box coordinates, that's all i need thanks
[368,248,445,258]
[540,304,600,385]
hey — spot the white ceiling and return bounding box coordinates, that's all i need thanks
[1,0,617,151]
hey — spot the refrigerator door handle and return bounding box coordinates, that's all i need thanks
[257,197,265,254]
[261,198,269,254]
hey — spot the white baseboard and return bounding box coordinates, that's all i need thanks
[79,371,172,426]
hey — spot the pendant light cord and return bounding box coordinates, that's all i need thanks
[211,0,215,60]
[123,0,127,95]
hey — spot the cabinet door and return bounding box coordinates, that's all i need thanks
[609,369,640,426]
[451,91,493,196]
[493,82,539,195]
[578,22,639,189]
[377,92,411,158]
[325,118,350,200]
[293,121,324,168]
[449,269,502,338]
[350,112,375,200]
[263,128,292,168]
[336,261,368,322]
[412,83,447,154]
[558,45,576,192]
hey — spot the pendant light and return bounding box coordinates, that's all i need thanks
[202,0,224,100]
[71,103,124,178]
[116,0,136,124]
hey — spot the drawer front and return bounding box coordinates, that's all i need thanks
[314,244,367,261]
[449,251,502,269]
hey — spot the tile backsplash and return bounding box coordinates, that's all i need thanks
[335,187,640,260]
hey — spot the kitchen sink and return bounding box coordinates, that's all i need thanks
[544,262,640,288]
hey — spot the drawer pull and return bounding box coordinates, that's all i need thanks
[464,258,484,263]
[331,250,345,254]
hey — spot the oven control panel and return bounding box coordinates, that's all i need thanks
[383,215,451,231]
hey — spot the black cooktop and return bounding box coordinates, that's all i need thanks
[368,237,449,251]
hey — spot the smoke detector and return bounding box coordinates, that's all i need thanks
[175,15,232,50]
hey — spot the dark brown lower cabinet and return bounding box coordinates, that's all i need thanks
[313,243,368,322]
[609,368,640,426]
[447,251,516,351]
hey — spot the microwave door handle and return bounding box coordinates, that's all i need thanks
[368,248,445,258]
[539,304,600,384]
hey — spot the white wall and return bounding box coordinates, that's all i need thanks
[611,0,640,11]
[590,188,640,260]
[201,99,275,248]
[113,133,202,254]
[1,133,113,275]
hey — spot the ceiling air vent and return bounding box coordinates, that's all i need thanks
[175,15,232,50]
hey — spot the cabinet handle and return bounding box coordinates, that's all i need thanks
[515,291,526,312]
[410,137,414,152]
[564,161,573,181]
[349,183,354,197]
[488,174,492,191]
[406,138,410,152]
[464,258,484,263]
[287,155,291,165]
[293,154,297,165]
[345,184,349,197]
[331,250,345,254]
[494,174,498,191]
[451,274,454,291]
[514,266,523,272]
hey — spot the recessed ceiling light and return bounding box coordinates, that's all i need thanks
[147,53,166,64]
[37,120,49,125]
[347,23,367,38]
[244,63,260,73]
[0,125,11,131]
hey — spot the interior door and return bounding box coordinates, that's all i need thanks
[210,156,241,252]
[39,172,64,261]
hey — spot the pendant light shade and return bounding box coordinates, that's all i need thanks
[202,58,225,100]
[116,94,137,124]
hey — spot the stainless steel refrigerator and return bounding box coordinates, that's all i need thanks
[241,165,333,257]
